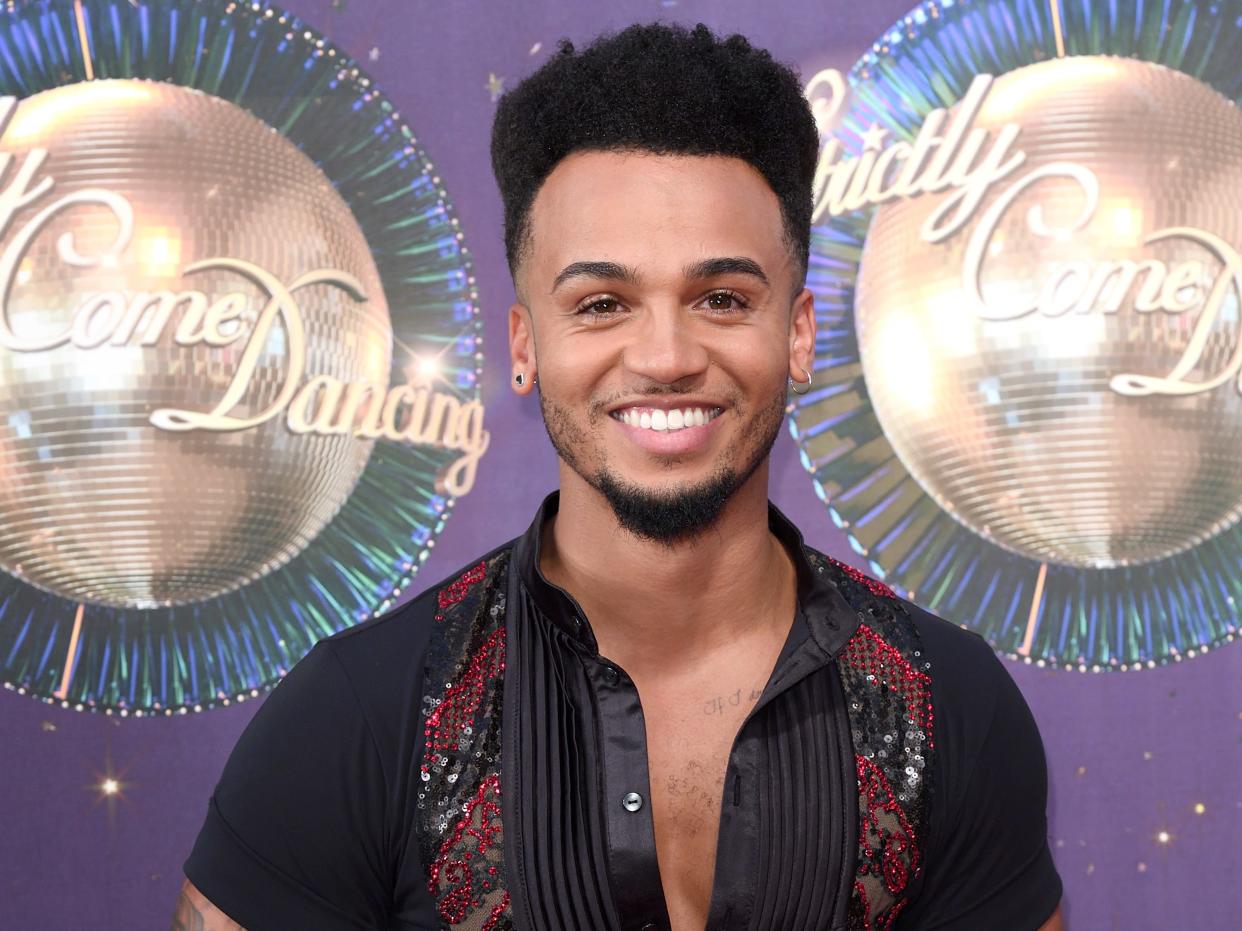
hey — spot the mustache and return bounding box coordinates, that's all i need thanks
[589,383,744,418]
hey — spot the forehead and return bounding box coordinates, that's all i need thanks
[522,150,788,284]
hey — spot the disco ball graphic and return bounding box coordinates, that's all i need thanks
[0,0,483,714]
[0,79,392,608]
[855,57,1242,570]
[790,0,1242,671]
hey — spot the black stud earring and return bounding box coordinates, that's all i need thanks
[514,373,525,387]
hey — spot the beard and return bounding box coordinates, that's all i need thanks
[539,381,788,545]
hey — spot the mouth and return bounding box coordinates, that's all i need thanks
[608,404,724,433]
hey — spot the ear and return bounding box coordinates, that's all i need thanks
[788,287,816,387]
[508,302,537,394]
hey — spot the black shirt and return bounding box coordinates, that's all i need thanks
[185,494,1062,929]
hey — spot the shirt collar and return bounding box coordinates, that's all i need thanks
[511,491,860,658]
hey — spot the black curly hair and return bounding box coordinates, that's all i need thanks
[490,22,819,285]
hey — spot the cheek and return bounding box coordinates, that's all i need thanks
[714,329,791,383]
[538,334,615,394]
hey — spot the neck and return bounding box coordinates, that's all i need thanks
[541,462,797,677]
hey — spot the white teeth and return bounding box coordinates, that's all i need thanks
[618,406,719,432]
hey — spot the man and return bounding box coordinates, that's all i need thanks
[179,22,1064,931]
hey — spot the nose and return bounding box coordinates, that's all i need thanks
[622,303,709,385]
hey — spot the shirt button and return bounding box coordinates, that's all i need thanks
[602,664,619,685]
[621,791,644,812]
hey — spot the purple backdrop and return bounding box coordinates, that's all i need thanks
[3,1,1239,928]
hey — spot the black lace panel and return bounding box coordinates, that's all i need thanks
[810,552,936,931]
[417,552,515,930]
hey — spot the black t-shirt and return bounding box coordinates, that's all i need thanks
[184,506,1061,930]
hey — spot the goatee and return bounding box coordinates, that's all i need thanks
[593,465,747,545]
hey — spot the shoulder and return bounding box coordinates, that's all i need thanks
[318,540,514,691]
[807,547,1039,818]
[216,542,517,771]
[804,546,1015,736]
[269,543,516,784]
[847,581,1035,785]
[900,597,1010,701]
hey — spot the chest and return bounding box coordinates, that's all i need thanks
[642,687,758,931]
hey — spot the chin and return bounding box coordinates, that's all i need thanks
[590,465,740,545]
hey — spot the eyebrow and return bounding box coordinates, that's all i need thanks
[684,256,769,286]
[550,256,769,293]
[551,261,640,293]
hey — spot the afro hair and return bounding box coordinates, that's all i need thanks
[490,22,819,282]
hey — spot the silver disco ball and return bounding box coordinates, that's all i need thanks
[0,79,392,607]
[855,57,1242,568]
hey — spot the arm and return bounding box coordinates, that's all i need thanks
[1039,905,1065,931]
[172,879,245,930]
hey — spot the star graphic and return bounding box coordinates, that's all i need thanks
[860,123,888,151]
[486,72,505,102]
[368,46,380,62]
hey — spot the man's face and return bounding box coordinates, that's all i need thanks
[509,151,815,543]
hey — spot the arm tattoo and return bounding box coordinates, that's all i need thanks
[171,888,206,931]
[172,883,244,930]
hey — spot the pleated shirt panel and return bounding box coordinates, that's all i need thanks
[743,662,854,931]
[502,493,861,931]
[504,579,620,930]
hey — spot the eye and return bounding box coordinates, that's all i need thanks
[702,290,749,314]
[575,296,623,317]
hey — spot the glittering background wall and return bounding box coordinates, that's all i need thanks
[2,0,1240,928]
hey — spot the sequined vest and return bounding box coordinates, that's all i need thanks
[416,547,934,931]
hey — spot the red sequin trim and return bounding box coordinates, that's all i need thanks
[842,624,935,749]
[423,626,507,772]
[481,893,512,931]
[435,561,488,622]
[852,878,909,931]
[825,555,899,601]
[855,755,918,931]
[428,773,510,926]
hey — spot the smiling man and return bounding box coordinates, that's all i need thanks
[178,23,1064,931]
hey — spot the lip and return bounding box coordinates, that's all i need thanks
[609,404,724,456]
